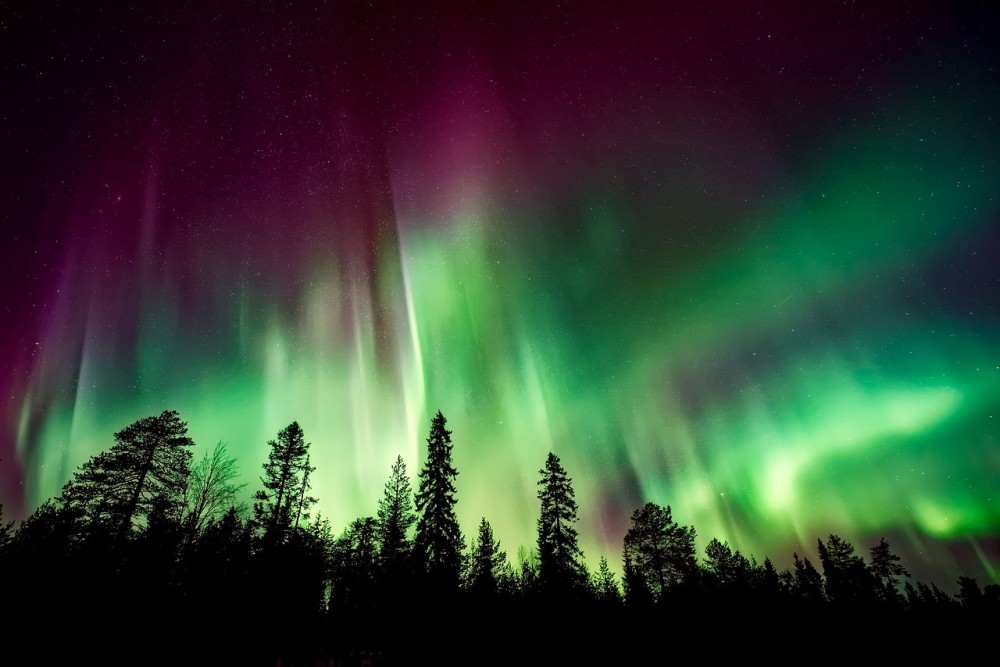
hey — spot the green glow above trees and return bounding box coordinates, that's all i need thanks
[12,77,1000,586]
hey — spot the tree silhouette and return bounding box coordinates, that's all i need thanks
[467,517,507,598]
[536,452,587,595]
[182,506,252,603]
[0,503,14,552]
[253,421,315,544]
[704,537,751,590]
[956,576,984,609]
[377,454,416,571]
[330,517,379,616]
[593,556,622,605]
[906,580,957,610]
[10,402,1000,663]
[756,556,784,603]
[817,534,876,605]
[185,441,246,536]
[622,502,696,602]
[791,552,825,604]
[515,545,540,597]
[413,411,464,588]
[869,537,909,604]
[60,410,195,534]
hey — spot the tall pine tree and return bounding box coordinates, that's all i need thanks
[413,411,463,587]
[253,421,315,544]
[536,452,586,595]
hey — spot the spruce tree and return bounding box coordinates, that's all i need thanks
[467,517,506,597]
[536,452,586,595]
[593,556,622,604]
[377,454,416,569]
[413,411,463,587]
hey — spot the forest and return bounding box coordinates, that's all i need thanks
[1,409,996,665]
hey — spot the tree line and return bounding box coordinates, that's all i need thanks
[0,408,996,664]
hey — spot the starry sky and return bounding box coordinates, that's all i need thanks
[2,2,998,586]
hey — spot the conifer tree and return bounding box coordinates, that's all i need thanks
[467,517,506,597]
[792,552,825,604]
[377,454,416,569]
[413,411,463,587]
[955,575,984,609]
[0,503,14,551]
[593,556,622,604]
[60,410,195,534]
[818,534,876,605]
[330,517,379,614]
[868,537,909,603]
[622,502,696,601]
[757,556,784,601]
[704,537,750,588]
[536,452,587,594]
[253,421,315,544]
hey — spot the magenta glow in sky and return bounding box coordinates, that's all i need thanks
[2,2,998,585]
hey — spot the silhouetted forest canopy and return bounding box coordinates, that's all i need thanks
[1,409,996,665]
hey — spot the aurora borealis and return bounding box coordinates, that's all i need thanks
[2,2,998,586]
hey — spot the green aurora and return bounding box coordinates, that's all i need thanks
[4,3,999,587]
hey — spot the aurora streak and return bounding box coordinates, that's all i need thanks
[2,2,998,586]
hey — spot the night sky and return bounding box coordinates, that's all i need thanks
[2,2,998,586]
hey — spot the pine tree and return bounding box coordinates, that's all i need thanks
[413,411,463,587]
[703,537,750,589]
[818,534,876,605]
[60,410,195,534]
[253,421,315,544]
[377,454,416,569]
[868,537,909,603]
[536,452,586,595]
[622,502,696,602]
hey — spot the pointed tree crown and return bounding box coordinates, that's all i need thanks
[414,411,463,584]
[536,451,586,592]
[377,454,416,563]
